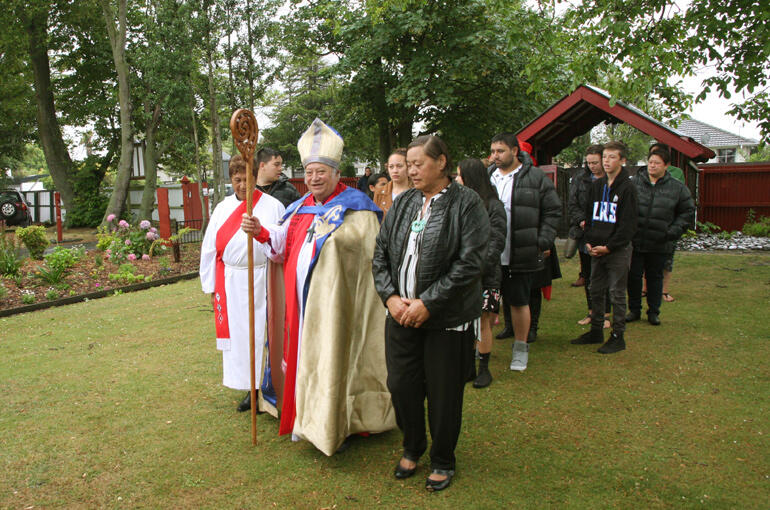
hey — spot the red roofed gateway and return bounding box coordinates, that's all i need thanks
[516,84,715,174]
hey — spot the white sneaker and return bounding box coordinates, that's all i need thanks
[509,341,529,371]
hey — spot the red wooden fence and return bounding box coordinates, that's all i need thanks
[697,162,770,231]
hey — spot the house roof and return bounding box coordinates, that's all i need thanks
[675,118,758,148]
[516,84,716,164]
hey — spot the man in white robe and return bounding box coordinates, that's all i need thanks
[200,154,285,411]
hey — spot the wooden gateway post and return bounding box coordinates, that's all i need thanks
[229,109,259,445]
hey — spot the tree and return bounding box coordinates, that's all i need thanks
[99,0,134,223]
[554,0,770,141]
[13,0,78,213]
[279,0,548,167]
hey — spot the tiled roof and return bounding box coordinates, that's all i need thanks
[676,118,758,148]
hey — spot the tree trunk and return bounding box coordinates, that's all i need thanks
[190,102,209,232]
[100,0,134,223]
[20,5,76,213]
[246,0,254,110]
[140,103,161,220]
[377,117,392,171]
[205,4,224,207]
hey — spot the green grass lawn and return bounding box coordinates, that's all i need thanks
[2,252,769,508]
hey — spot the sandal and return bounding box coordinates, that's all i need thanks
[663,293,675,302]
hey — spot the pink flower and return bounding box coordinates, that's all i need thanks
[127,253,137,261]
[95,283,101,288]
[142,254,150,261]
[146,232,155,241]
[139,220,151,230]
[106,214,116,222]
[105,249,112,255]
[149,227,157,233]
[125,239,131,246]
[118,220,130,229]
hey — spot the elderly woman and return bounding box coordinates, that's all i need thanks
[373,135,489,491]
[374,148,412,214]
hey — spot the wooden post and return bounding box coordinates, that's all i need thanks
[156,187,172,240]
[54,192,63,242]
[230,109,259,446]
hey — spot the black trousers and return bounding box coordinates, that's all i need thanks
[385,317,474,470]
[628,251,667,315]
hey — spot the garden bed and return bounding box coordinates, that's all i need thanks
[0,243,200,316]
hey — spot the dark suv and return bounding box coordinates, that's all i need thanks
[0,190,32,227]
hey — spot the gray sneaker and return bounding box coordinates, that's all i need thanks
[509,341,529,371]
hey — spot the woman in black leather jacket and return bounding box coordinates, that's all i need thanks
[455,158,506,389]
[372,135,489,492]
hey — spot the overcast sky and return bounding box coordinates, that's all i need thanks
[681,73,762,141]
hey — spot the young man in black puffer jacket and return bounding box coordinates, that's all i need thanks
[489,133,561,371]
[255,148,302,207]
[626,147,694,326]
[572,141,637,354]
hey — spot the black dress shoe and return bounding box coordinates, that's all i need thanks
[626,311,641,322]
[237,392,251,412]
[648,312,661,325]
[425,469,454,492]
[495,327,514,339]
[394,457,418,479]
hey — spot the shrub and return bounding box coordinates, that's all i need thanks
[34,263,68,285]
[742,210,770,237]
[45,288,59,300]
[98,217,163,263]
[16,225,49,260]
[108,263,145,284]
[44,245,84,272]
[696,221,721,235]
[0,232,22,276]
[20,289,35,304]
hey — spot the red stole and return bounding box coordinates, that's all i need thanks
[213,190,263,344]
[279,183,346,435]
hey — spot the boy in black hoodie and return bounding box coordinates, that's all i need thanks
[571,141,638,353]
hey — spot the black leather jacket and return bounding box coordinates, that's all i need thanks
[372,182,489,329]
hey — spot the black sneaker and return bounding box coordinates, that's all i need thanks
[598,332,626,354]
[527,328,537,343]
[495,327,514,339]
[570,328,604,345]
[647,312,661,326]
[626,311,641,322]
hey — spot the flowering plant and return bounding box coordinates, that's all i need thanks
[97,217,164,263]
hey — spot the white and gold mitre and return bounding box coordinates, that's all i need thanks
[297,118,344,170]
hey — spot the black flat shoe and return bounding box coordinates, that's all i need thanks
[237,392,251,412]
[495,327,514,339]
[394,458,417,479]
[425,469,454,491]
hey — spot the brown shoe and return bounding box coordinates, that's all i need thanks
[571,276,585,287]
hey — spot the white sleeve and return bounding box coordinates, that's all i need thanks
[259,220,289,263]
[199,207,220,294]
